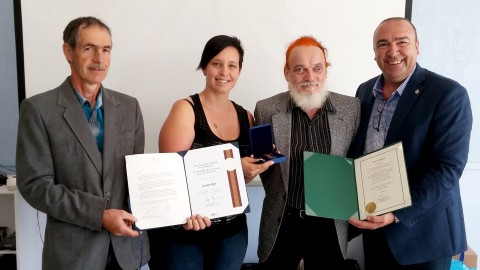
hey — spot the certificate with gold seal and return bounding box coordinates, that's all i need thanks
[304,142,411,220]
[125,142,249,229]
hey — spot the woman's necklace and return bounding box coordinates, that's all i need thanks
[203,100,232,129]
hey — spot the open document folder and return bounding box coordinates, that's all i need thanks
[125,143,249,230]
[304,142,411,220]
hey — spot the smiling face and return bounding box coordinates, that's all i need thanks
[203,46,241,94]
[63,24,112,92]
[285,45,327,96]
[285,45,329,110]
[373,19,419,87]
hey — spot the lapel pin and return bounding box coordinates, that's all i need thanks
[415,89,420,95]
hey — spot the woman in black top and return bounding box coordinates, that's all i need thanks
[148,35,273,270]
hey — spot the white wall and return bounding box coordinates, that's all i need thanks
[20,0,405,154]
[412,0,480,254]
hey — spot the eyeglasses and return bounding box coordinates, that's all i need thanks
[373,99,387,131]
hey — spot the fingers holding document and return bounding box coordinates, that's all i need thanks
[183,214,212,231]
[348,212,396,230]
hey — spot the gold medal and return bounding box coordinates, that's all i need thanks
[365,202,377,214]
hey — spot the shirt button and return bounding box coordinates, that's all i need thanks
[105,192,111,198]
[90,119,95,123]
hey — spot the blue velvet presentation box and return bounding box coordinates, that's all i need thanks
[249,124,286,164]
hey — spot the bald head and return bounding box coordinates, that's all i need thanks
[374,17,418,46]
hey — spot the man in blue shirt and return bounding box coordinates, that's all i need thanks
[16,17,150,270]
[348,17,472,270]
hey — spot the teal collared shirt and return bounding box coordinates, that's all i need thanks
[73,86,105,153]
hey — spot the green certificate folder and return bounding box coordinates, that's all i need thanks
[304,152,359,220]
[304,142,411,220]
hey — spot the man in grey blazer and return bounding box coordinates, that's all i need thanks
[16,17,149,270]
[254,36,360,269]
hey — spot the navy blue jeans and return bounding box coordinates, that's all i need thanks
[150,226,248,270]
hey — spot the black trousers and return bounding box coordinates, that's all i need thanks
[260,206,347,270]
[363,229,452,270]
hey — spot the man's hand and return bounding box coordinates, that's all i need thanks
[102,209,140,237]
[348,212,396,230]
[182,214,212,231]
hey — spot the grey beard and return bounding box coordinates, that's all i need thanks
[288,81,329,111]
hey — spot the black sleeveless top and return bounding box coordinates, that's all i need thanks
[153,94,251,243]
[189,93,251,156]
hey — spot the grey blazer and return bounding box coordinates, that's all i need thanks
[254,91,360,262]
[16,78,150,270]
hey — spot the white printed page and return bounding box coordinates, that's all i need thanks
[125,153,191,229]
[184,143,249,219]
[355,142,411,220]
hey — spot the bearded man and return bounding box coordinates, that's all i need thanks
[254,36,360,270]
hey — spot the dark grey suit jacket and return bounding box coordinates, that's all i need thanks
[16,78,150,270]
[254,91,360,262]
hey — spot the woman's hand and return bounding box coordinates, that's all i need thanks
[182,214,212,231]
[241,155,274,183]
